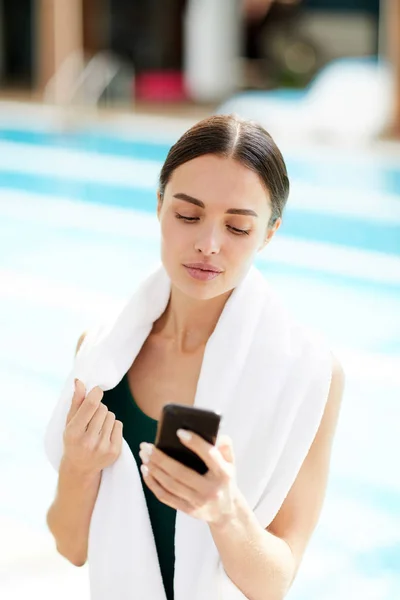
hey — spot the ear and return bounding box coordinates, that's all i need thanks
[157,190,163,221]
[259,217,282,252]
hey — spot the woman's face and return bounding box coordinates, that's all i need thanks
[157,154,281,300]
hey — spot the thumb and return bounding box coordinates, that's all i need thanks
[217,435,235,464]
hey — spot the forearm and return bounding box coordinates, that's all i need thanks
[46,457,102,566]
[209,491,295,600]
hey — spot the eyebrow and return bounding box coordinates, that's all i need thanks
[173,193,258,217]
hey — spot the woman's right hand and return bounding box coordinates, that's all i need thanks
[62,379,123,475]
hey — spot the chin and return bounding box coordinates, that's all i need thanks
[177,276,227,301]
[166,263,230,301]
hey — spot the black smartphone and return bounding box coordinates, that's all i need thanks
[155,403,222,475]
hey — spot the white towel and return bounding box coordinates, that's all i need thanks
[44,264,332,600]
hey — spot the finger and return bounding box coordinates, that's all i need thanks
[110,419,123,446]
[66,379,86,424]
[141,467,191,513]
[98,410,115,441]
[86,403,109,435]
[217,435,235,464]
[177,431,228,477]
[145,461,201,506]
[69,386,103,432]
[140,444,204,491]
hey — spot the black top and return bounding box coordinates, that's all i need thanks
[102,373,176,600]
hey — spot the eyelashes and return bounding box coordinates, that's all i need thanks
[175,214,198,222]
[175,213,250,236]
[228,226,250,236]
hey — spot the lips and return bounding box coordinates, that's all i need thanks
[183,263,224,282]
[183,262,223,273]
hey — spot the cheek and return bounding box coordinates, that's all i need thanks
[227,234,260,261]
[160,217,190,266]
[227,235,264,280]
[161,216,186,247]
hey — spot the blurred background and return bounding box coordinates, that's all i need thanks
[0,0,399,599]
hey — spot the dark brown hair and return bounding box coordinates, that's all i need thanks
[159,114,289,227]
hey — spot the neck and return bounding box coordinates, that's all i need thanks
[153,285,232,353]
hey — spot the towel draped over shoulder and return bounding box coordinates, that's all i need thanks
[44,264,332,600]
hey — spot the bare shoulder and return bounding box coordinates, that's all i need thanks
[325,352,345,432]
[75,331,88,357]
[331,352,345,387]
[74,321,110,358]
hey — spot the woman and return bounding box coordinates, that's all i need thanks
[45,115,344,600]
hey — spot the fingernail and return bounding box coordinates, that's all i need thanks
[139,451,149,464]
[74,378,78,390]
[141,465,149,477]
[177,429,192,442]
[139,444,152,460]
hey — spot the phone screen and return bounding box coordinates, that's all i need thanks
[155,404,222,474]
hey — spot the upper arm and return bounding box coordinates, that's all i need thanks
[266,353,345,581]
[75,332,87,357]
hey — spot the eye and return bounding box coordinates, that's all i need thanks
[175,213,199,222]
[228,226,250,236]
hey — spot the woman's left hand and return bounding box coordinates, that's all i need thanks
[139,431,239,526]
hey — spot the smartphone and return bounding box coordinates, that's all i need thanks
[155,403,222,475]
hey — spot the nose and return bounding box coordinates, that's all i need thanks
[194,223,221,255]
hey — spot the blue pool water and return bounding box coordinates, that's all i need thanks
[2,126,400,196]
[0,120,399,599]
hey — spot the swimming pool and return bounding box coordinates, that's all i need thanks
[1,110,399,599]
